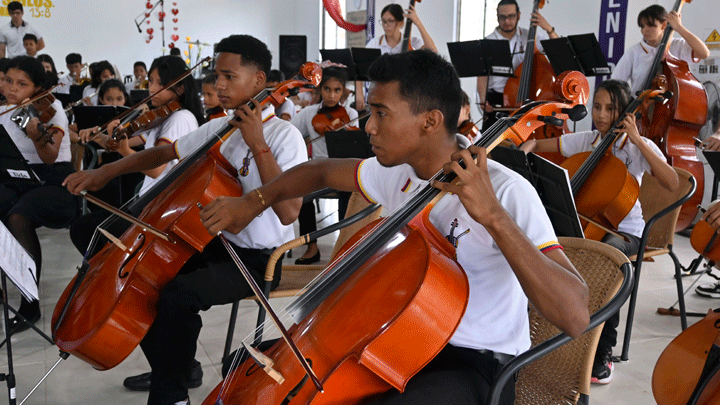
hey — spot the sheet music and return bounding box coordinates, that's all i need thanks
[0,220,38,301]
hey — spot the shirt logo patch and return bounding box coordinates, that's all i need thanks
[400,178,412,193]
[445,218,470,249]
[239,149,252,177]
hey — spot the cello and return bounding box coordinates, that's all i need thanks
[636,0,706,231]
[560,87,673,241]
[503,0,566,164]
[50,63,322,370]
[400,0,421,53]
[202,73,590,405]
[652,309,720,405]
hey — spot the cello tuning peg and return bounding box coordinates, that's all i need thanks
[537,115,565,127]
[662,90,674,100]
[561,105,588,122]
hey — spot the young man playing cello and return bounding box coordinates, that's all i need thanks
[63,34,307,405]
[200,49,590,404]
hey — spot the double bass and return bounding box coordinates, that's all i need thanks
[202,74,589,404]
[637,0,706,231]
[51,63,322,370]
[503,0,567,164]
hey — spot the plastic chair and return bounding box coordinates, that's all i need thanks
[222,192,382,360]
[488,237,634,405]
[619,167,696,361]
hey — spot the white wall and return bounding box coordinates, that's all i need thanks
[17,0,320,79]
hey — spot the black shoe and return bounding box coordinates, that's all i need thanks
[591,347,613,384]
[8,310,41,334]
[123,360,203,391]
[294,251,320,265]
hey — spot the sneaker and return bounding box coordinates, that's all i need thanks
[696,282,720,298]
[591,347,613,384]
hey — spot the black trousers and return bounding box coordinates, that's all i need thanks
[141,238,281,405]
[481,90,505,132]
[365,344,515,405]
[598,231,641,353]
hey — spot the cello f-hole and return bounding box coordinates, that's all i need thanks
[119,234,146,279]
[281,358,313,405]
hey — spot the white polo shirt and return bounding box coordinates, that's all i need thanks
[0,20,41,58]
[559,129,664,237]
[611,38,697,95]
[366,34,423,55]
[136,109,198,196]
[291,102,358,159]
[0,99,70,164]
[485,27,549,93]
[174,107,307,250]
[355,135,560,355]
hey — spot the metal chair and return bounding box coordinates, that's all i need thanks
[619,167,696,361]
[488,237,634,405]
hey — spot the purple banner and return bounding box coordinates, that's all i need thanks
[596,0,629,87]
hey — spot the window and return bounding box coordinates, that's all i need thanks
[458,0,501,41]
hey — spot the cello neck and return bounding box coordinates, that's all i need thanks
[516,0,541,105]
[569,96,644,194]
[400,0,417,53]
[640,0,685,90]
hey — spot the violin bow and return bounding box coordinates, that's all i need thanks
[86,56,212,142]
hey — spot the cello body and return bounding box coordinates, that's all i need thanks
[202,214,469,404]
[653,309,720,405]
[641,54,707,230]
[52,155,243,370]
[561,151,640,241]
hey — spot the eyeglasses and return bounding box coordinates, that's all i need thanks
[497,13,518,21]
[380,19,397,26]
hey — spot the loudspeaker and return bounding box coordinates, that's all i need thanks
[279,35,307,79]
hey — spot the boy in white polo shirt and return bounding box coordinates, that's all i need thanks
[63,34,307,405]
[0,1,44,58]
[200,49,590,405]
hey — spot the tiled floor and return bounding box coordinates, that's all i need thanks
[0,199,717,404]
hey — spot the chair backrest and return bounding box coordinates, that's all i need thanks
[638,167,694,249]
[328,192,382,260]
[514,237,628,405]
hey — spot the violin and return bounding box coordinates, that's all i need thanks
[636,0,705,231]
[206,105,228,121]
[51,62,322,371]
[311,104,358,135]
[201,75,589,405]
[8,88,60,146]
[652,308,720,405]
[458,119,479,141]
[561,87,673,241]
[111,100,182,141]
[400,0,422,53]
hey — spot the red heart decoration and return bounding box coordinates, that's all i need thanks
[146,2,152,9]
[146,39,151,43]
[173,18,178,23]
[172,34,179,41]
[149,35,153,40]
[161,26,164,30]
[147,20,151,24]
[173,2,177,5]
[147,28,154,34]
[145,12,150,17]
[158,17,164,22]
[158,11,165,18]
[173,27,178,30]
[169,43,175,48]
[172,8,179,15]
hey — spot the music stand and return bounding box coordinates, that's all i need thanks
[320,49,357,80]
[447,39,514,78]
[130,90,149,106]
[69,85,85,104]
[350,48,382,81]
[52,92,72,109]
[326,129,375,159]
[540,33,611,77]
[72,105,129,131]
[491,146,584,238]
[0,126,41,185]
